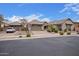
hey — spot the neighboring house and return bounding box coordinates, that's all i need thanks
[50,18,74,31]
[1,21,10,31]
[28,20,48,31]
[2,18,79,32]
[9,21,22,31]
[74,22,79,32]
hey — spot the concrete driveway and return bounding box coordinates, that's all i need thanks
[0,31,26,38]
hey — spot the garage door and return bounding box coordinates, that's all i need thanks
[31,25,42,31]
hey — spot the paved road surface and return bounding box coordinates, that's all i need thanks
[0,36,79,56]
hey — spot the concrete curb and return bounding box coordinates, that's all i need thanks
[0,35,79,41]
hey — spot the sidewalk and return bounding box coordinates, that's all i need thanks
[0,32,79,41]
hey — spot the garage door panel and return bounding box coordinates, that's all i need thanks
[31,25,42,31]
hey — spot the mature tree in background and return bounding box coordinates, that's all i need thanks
[20,19,27,31]
[0,15,4,31]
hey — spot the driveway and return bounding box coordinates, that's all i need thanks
[0,36,79,56]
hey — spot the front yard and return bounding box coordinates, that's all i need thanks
[0,30,78,40]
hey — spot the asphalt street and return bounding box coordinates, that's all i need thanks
[0,36,79,56]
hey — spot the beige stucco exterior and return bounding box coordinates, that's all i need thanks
[74,23,79,32]
[1,18,79,32]
[51,19,74,31]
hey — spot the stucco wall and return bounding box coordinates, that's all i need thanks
[31,24,42,31]
[61,23,66,31]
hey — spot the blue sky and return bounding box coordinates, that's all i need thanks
[0,3,79,22]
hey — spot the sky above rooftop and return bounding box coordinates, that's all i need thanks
[0,3,79,22]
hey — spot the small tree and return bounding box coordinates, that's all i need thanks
[47,24,59,33]
[53,25,58,33]
[47,25,52,32]
[26,23,31,37]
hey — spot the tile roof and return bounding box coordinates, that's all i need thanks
[29,20,43,25]
[50,18,73,24]
[10,21,21,25]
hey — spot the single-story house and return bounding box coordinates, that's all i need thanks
[28,20,48,31]
[74,22,79,32]
[0,21,10,31]
[50,18,74,31]
[2,18,79,32]
[9,21,22,31]
[8,19,27,31]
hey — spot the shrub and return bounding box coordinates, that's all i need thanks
[77,31,79,34]
[19,36,22,38]
[64,29,67,32]
[51,28,55,32]
[53,25,59,33]
[59,31,64,35]
[47,29,51,32]
[67,31,71,35]
[26,33,31,37]
[47,25,59,33]
[0,28,3,31]
[77,32,79,34]
[47,25,52,32]
[54,29,58,33]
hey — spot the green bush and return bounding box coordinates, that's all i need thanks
[59,31,64,35]
[51,28,55,32]
[47,29,51,32]
[54,29,58,33]
[67,31,71,35]
[53,25,59,33]
[47,25,52,32]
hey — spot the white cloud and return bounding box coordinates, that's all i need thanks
[41,18,50,22]
[24,14,43,22]
[5,15,23,22]
[5,14,50,22]
[60,7,68,13]
[59,3,79,15]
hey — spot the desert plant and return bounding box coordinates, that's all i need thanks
[76,31,79,34]
[47,25,59,33]
[59,31,64,35]
[26,32,31,37]
[19,35,22,38]
[51,28,55,32]
[53,25,59,33]
[67,31,71,35]
[64,29,67,32]
[47,25,52,32]
[18,33,22,38]
[54,29,58,33]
